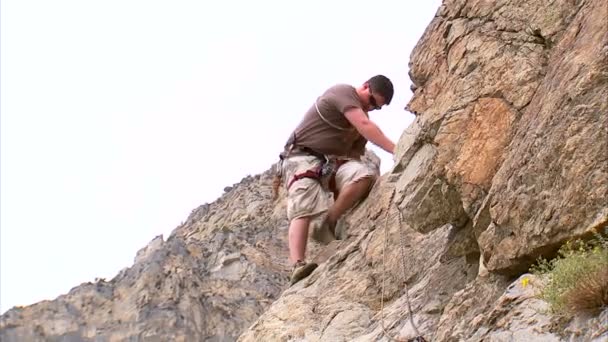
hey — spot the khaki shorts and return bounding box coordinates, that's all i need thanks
[281,154,380,221]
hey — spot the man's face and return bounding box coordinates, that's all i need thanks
[365,83,386,112]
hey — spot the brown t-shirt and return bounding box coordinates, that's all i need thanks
[285,84,368,158]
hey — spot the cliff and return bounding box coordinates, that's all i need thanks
[1,0,607,341]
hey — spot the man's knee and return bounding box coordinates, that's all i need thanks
[349,175,376,199]
[358,175,376,195]
[335,160,379,194]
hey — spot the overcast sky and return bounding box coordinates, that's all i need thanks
[1,0,442,313]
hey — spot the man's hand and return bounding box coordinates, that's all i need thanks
[344,108,395,154]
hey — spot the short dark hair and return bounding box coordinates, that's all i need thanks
[367,75,394,105]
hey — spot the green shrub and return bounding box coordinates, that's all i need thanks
[530,229,608,316]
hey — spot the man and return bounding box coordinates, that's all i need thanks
[278,75,396,285]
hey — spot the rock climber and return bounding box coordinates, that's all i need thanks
[276,75,397,285]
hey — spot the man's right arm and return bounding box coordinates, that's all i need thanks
[344,107,395,154]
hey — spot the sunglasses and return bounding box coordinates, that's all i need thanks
[369,91,381,111]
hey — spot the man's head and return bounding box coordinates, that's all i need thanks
[358,75,394,112]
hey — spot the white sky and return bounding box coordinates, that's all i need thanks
[1,0,442,313]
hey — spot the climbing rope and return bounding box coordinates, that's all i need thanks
[380,188,427,342]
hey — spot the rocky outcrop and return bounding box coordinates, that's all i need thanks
[1,0,607,341]
[0,172,305,341]
[435,273,608,341]
[238,180,483,342]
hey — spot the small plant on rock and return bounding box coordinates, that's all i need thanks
[530,228,608,316]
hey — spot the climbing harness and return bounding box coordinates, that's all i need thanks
[272,148,349,200]
[380,188,428,342]
[272,134,350,200]
[282,152,349,199]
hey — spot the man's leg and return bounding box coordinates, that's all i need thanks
[287,215,320,285]
[288,217,310,263]
[325,176,374,232]
[312,159,379,241]
[282,155,330,284]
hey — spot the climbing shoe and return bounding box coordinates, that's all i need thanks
[290,260,318,285]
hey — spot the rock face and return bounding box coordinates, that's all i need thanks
[239,0,607,340]
[1,0,607,341]
[400,0,608,275]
